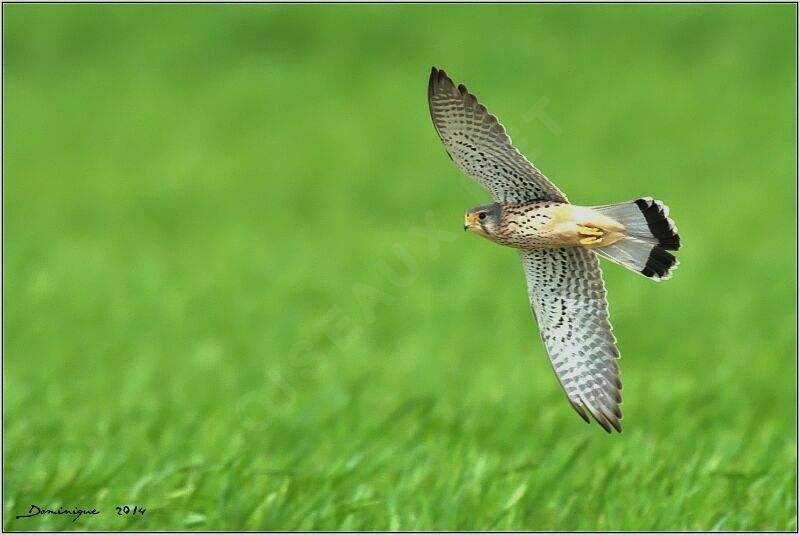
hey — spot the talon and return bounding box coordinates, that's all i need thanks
[580,236,603,245]
[578,225,604,237]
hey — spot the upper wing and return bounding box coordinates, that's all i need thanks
[519,247,623,432]
[428,67,567,203]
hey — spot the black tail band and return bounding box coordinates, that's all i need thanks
[634,198,681,251]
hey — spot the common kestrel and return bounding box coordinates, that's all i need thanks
[428,67,680,433]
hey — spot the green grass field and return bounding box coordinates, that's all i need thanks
[3,4,797,531]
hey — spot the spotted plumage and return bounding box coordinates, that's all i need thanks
[430,67,681,433]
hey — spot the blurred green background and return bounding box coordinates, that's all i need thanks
[3,4,796,531]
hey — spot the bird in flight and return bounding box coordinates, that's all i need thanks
[428,67,680,433]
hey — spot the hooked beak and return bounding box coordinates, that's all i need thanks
[464,213,474,231]
[464,212,492,240]
[464,212,479,232]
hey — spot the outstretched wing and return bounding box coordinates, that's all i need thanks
[428,67,567,203]
[519,247,623,432]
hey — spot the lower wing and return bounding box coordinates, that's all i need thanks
[519,247,623,432]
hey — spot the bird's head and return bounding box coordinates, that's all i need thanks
[464,203,502,240]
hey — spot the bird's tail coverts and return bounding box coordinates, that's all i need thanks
[593,198,680,281]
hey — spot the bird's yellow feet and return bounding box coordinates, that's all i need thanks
[578,225,604,245]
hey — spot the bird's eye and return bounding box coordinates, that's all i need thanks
[478,212,487,220]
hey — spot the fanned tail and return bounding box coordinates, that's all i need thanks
[593,197,681,281]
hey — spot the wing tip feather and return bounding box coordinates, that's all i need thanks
[570,400,592,424]
[581,399,623,434]
[429,66,456,96]
[428,66,439,98]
